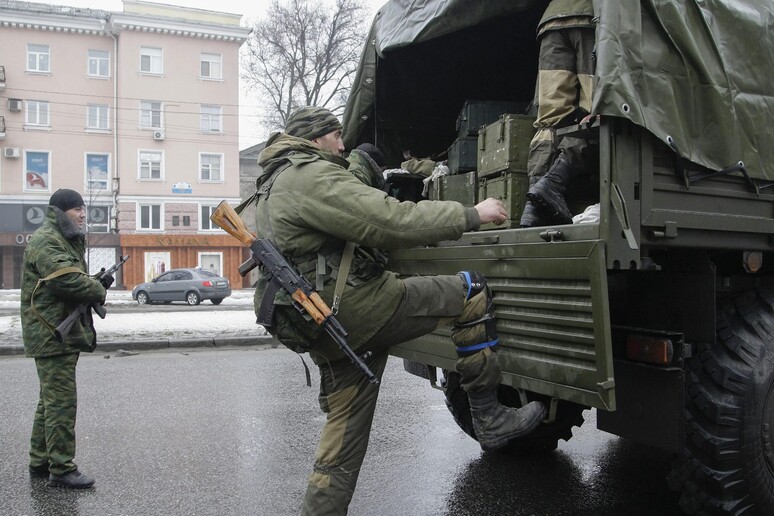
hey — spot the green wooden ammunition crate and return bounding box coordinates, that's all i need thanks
[456,100,523,137]
[447,137,478,174]
[478,169,529,229]
[429,171,477,206]
[443,171,477,205]
[477,114,536,177]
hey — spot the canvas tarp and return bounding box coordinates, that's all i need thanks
[344,0,774,180]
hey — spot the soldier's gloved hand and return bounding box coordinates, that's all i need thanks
[99,274,114,289]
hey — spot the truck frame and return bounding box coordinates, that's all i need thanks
[343,1,774,514]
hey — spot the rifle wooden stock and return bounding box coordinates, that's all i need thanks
[210,201,379,384]
[210,201,256,247]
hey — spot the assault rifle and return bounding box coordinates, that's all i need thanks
[55,255,130,343]
[210,201,378,384]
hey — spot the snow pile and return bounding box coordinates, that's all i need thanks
[0,289,266,343]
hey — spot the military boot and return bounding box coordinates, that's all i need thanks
[519,201,543,227]
[526,157,577,224]
[48,469,95,489]
[468,390,547,451]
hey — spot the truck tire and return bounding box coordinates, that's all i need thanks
[669,289,774,514]
[442,370,586,454]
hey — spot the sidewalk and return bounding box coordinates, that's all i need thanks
[0,289,273,356]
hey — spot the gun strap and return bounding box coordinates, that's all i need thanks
[298,354,312,387]
[236,158,292,216]
[32,266,86,336]
[331,241,356,314]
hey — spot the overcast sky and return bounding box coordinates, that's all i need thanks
[43,0,388,148]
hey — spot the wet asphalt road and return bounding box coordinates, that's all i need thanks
[0,347,684,516]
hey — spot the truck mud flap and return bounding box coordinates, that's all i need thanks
[389,239,615,411]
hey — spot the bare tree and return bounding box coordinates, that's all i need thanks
[242,0,369,134]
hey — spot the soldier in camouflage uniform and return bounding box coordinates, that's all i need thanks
[254,107,547,515]
[20,189,113,489]
[521,0,596,226]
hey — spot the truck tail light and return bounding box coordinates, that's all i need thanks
[626,334,673,365]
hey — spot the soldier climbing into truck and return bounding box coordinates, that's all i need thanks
[340,1,774,514]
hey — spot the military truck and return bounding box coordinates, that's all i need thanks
[342,1,774,514]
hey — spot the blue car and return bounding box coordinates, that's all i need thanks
[131,267,231,306]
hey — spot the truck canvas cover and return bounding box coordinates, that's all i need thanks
[344,0,774,181]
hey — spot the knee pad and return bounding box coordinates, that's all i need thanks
[454,271,498,356]
[458,271,487,301]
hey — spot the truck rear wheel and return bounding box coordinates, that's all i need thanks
[443,370,586,454]
[669,289,774,514]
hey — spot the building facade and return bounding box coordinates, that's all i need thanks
[0,0,251,289]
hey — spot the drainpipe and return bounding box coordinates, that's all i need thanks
[107,19,119,235]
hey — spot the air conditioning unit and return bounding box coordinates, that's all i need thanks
[4,147,20,158]
[8,98,22,112]
[153,129,165,141]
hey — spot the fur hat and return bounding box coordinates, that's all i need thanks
[285,106,342,141]
[49,189,85,212]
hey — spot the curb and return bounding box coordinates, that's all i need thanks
[0,335,276,357]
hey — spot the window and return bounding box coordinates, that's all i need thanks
[27,44,50,73]
[24,150,51,192]
[155,271,175,283]
[138,204,162,230]
[140,46,163,74]
[200,205,218,230]
[140,101,162,129]
[200,53,222,79]
[199,153,223,181]
[25,101,50,127]
[86,206,109,233]
[199,252,223,275]
[87,104,109,130]
[87,49,110,77]
[139,150,163,180]
[200,105,222,133]
[85,153,109,192]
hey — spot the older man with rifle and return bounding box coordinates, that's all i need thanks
[251,106,547,515]
[20,188,114,489]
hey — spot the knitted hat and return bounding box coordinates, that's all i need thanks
[285,106,342,141]
[49,189,85,212]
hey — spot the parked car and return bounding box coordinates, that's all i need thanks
[132,268,231,306]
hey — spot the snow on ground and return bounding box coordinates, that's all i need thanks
[0,289,266,343]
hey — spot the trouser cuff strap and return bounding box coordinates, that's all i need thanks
[456,339,499,357]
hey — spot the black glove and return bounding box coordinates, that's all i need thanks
[99,274,114,289]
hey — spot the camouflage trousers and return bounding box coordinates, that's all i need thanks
[529,26,596,183]
[301,274,502,516]
[30,352,80,475]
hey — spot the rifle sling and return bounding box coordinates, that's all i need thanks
[331,241,356,314]
[32,266,86,337]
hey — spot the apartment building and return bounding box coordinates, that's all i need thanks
[0,0,251,289]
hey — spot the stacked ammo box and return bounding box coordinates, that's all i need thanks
[431,101,522,207]
[477,113,536,229]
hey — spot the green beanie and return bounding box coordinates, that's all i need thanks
[285,106,342,141]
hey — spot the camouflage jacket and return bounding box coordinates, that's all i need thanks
[21,207,107,358]
[346,148,386,190]
[538,0,595,36]
[254,132,480,364]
